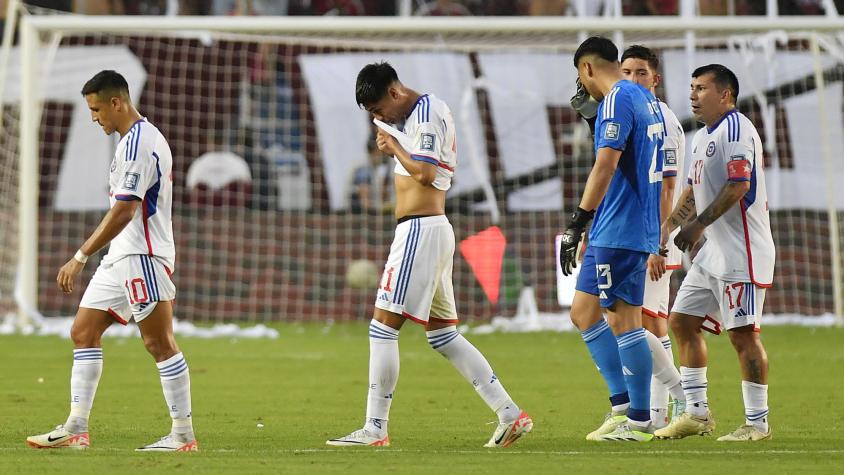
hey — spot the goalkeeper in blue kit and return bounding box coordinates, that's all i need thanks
[561,36,666,441]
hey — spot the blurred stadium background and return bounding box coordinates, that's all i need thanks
[0,0,843,330]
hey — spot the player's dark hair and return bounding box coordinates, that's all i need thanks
[573,36,618,67]
[621,45,659,71]
[81,70,130,99]
[356,61,399,108]
[692,64,740,102]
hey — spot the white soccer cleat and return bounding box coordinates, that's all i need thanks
[26,425,90,450]
[717,424,772,442]
[326,429,390,447]
[595,423,654,442]
[586,412,628,441]
[136,434,199,452]
[653,411,716,439]
[651,409,670,430]
[484,411,533,448]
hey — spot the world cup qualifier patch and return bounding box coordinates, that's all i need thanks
[664,149,677,166]
[421,133,436,152]
[122,172,140,191]
[604,122,620,140]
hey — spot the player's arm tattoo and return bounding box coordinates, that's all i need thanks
[695,181,750,226]
[664,187,697,231]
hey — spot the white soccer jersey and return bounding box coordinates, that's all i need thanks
[104,118,175,271]
[395,94,457,191]
[658,100,686,268]
[687,109,775,287]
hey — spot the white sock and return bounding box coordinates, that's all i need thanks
[365,319,399,436]
[645,331,669,412]
[659,335,685,401]
[660,335,674,363]
[426,326,520,424]
[742,380,769,432]
[680,366,709,417]
[66,348,103,433]
[157,352,194,440]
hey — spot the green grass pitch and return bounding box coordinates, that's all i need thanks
[1,323,843,473]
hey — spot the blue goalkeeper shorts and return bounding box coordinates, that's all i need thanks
[575,245,648,308]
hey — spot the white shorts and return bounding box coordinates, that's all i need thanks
[671,262,765,334]
[374,215,457,324]
[642,269,673,320]
[79,255,176,325]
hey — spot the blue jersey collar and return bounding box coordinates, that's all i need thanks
[405,94,429,120]
[707,108,738,133]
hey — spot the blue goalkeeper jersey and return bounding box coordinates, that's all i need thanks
[588,79,664,254]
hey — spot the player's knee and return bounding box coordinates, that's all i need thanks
[727,326,760,351]
[142,335,178,361]
[70,321,100,348]
[372,308,404,331]
[668,313,698,338]
[570,294,601,331]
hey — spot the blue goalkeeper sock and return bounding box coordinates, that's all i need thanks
[581,319,628,409]
[616,327,653,426]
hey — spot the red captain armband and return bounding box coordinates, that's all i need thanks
[727,158,751,181]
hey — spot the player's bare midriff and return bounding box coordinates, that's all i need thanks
[393,174,446,220]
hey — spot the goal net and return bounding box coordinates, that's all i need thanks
[2,12,843,328]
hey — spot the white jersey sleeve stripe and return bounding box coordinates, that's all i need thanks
[132,126,141,161]
[124,129,134,162]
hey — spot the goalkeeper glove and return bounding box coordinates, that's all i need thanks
[560,207,594,276]
[570,78,599,136]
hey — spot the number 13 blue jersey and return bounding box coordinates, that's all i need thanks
[588,79,664,254]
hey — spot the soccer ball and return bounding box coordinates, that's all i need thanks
[345,259,379,289]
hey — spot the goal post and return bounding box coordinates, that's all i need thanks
[7,13,844,328]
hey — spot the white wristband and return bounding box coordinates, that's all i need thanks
[74,250,89,264]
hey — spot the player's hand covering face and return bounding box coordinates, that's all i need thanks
[375,128,400,156]
[570,78,599,136]
[570,78,599,119]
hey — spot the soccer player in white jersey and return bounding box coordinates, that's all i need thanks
[654,64,775,441]
[26,71,197,452]
[327,62,532,448]
[620,45,686,430]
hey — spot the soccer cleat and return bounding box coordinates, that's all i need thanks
[135,434,199,452]
[326,429,390,447]
[26,425,90,449]
[585,412,628,441]
[651,409,670,430]
[484,410,533,448]
[596,423,654,442]
[653,411,716,439]
[717,424,772,442]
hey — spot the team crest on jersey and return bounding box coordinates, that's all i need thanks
[664,149,677,166]
[122,172,140,191]
[110,158,117,172]
[604,122,620,140]
[421,133,435,152]
[706,141,716,157]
